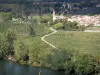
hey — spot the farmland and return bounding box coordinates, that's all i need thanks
[45,31,100,57]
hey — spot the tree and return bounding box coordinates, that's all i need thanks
[29,25,36,37]
[64,61,75,74]
[51,49,72,70]
[5,30,16,55]
[74,55,94,75]
[0,12,12,22]
[28,42,41,65]
[14,40,28,61]
[0,34,8,59]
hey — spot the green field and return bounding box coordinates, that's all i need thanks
[0,22,29,34]
[45,31,100,57]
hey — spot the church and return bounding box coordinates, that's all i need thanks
[52,10,67,22]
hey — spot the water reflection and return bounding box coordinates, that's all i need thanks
[0,60,65,75]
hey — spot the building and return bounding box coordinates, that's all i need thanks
[68,15,100,26]
[96,4,100,7]
[53,10,67,22]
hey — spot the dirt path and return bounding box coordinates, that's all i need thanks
[41,27,60,50]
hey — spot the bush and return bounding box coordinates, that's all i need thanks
[29,25,36,37]
[5,30,16,55]
[78,25,86,31]
[51,49,72,70]
[64,21,79,31]
[0,34,8,59]
[0,31,16,59]
[0,12,12,22]
[64,54,100,75]
[14,40,28,61]
[53,22,64,30]
[28,41,46,65]
[74,55,95,75]
[64,61,75,74]
[40,15,52,23]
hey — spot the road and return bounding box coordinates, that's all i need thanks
[41,27,60,50]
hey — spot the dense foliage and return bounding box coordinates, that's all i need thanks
[0,0,98,3]
[0,34,8,59]
[14,40,28,61]
[52,20,85,31]
[0,12,12,22]
[0,1,99,15]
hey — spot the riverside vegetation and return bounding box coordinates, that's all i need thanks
[0,12,100,75]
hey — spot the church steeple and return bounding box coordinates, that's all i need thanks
[52,9,66,22]
[53,9,56,22]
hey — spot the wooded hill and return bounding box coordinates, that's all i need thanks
[0,0,99,4]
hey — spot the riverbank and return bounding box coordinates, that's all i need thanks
[3,55,17,62]
[3,55,53,70]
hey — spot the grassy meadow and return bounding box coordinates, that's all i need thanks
[45,31,100,57]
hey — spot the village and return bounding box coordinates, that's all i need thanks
[53,10,100,27]
[68,15,100,26]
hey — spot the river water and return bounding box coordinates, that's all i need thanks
[0,60,65,75]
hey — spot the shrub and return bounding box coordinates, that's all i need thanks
[0,34,8,59]
[51,49,72,70]
[0,12,12,22]
[40,15,52,23]
[29,26,36,37]
[78,25,86,31]
[14,40,28,61]
[74,55,95,75]
[64,21,79,31]
[5,30,16,55]
[53,22,63,30]
[64,61,75,74]
[64,54,100,75]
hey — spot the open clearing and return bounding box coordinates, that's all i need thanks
[45,31,100,57]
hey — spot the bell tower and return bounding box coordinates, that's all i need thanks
[53,9,56,22]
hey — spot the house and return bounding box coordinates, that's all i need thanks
[96,4,100,7]
[68,15,100,26]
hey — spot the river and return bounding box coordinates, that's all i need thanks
[0,60,65,75]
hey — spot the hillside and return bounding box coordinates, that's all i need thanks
[0,0,100,3]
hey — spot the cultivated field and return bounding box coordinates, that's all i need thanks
[45,31,100,57]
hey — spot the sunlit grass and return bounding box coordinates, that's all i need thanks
[45,31,100,57]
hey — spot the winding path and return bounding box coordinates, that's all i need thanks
[41,27,60,50]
